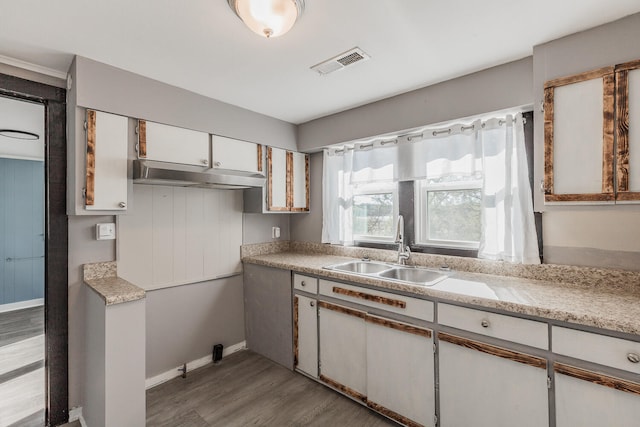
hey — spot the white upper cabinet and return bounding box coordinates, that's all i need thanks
[85,109,128,211]
[211,135,262,174]
[138,119,209,167]
[291,151,309,211]
[268,146,289,211]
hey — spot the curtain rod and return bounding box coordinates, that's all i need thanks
[330,115,526,154]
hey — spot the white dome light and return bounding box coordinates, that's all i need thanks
[228,0,305,38]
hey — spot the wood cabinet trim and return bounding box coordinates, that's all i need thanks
[438,332,546,369]
[332,286,407,309]
[286,151,293,209]
[545,193,616,203]
[293,295,299,368]
[366,401,423,427]
[543,87,555,196]
[365,315,431,338]
[616,59,640,73]
[137,119,147,158]
[617,69,630,193]
[318,300,366,319]
[602,73,616,194]
[616,192,640,201]
[257,144,263,172]
[85,109,96,206]
[544,66,615,89]
[555,363,640,396]
[319,374,367,403]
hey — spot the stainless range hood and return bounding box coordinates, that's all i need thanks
[133,159,265,189]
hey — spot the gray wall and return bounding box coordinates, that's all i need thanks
[68,215,115,408]
[145,276,245,378]
[242,213,290,245]
[297,57,533,151]
[533,13,640,269]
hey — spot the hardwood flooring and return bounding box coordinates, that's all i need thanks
[147,350,397,427]
[0,306,44,427]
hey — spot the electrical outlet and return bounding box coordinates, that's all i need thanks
[96,223,116,240]
[272,226,281,239]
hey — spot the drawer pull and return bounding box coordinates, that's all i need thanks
[481,319,490,328]
[310,301,315,307]
[332,286,406,309]
[628,353,640,364]
[301,281,306,287]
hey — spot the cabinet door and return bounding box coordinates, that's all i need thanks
[438,333,549,427]
[294,294,318,378]
[555,363,640,427]
[543,67,615,203]
[211,135,262,174]
[318,301,367,401]
[267,146,288,211]
[85,109,128,211]
[138,120,209,167]
[366,315,435,427]
[290,151,309,212]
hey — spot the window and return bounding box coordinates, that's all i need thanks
[352,182,398,242]
[415,177,482,249]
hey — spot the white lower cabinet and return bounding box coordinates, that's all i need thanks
[318,299,434,427]
[366,315,434,427]
[318,301,367,399]
[554,365,640,427]
[438,333,549,427]
[294,294,318,378]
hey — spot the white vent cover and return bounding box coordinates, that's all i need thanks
[311,47,370,75]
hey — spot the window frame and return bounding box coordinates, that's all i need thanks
[351,182,399,243]
[414,178,483,250]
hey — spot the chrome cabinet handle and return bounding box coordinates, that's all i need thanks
[214,161,221,167]
[301,281,306,287]
[119,202,126,208]
[201,159,209,165]
[481,319,490,328]
[310,301,315,307]
[628,353,640,363]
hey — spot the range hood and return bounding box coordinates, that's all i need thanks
[133,159,265,189]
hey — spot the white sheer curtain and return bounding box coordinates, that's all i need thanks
[322,113,540,264]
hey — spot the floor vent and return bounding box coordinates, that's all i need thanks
[311,47,370,75]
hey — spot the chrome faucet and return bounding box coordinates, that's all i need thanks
[395,215,411,265]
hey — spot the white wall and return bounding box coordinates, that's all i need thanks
[533,13,640,269]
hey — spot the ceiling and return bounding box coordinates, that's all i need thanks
[1,1,640,124]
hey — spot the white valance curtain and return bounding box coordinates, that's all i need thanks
[322,113,540,264]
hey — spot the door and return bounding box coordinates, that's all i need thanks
[438,333,549,427]
[290,151,309,212]
[366,315,435,427]
[138,119,210,167]
[318,301,367,401]
[294,294,318,378]
[267,146,288,210]
[0,95,46,426]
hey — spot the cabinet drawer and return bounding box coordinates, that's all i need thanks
[552,326,640,374]
[293,274,318,294]
[438,303,548,349]
[319,280,434,322]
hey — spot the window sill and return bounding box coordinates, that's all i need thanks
[353,241,478,258]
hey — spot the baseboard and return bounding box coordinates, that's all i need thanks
[0,298,44,314]
[145,341,246,390]
[68,406,87,427]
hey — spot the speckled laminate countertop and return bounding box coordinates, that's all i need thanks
[242,251,640,336]
[83,261,145,305]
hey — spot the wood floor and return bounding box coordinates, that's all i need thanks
[0,306,45,427]
[147,350,397,427]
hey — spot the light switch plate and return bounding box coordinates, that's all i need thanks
[96,223,116,240]
[272,226,280,239]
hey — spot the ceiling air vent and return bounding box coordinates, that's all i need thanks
[311,47,370,75]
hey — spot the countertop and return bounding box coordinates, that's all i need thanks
[83,261,146,305]
[242,251,640,336]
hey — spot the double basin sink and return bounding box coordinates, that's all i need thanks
[323,260,451,287]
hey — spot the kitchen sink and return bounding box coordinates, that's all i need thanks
[324,260,451,287]
[378,267,447,286]
[330,261,391,274]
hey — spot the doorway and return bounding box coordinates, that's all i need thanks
[0,73,68,426]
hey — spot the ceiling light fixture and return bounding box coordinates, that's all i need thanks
[228,0,305,38]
